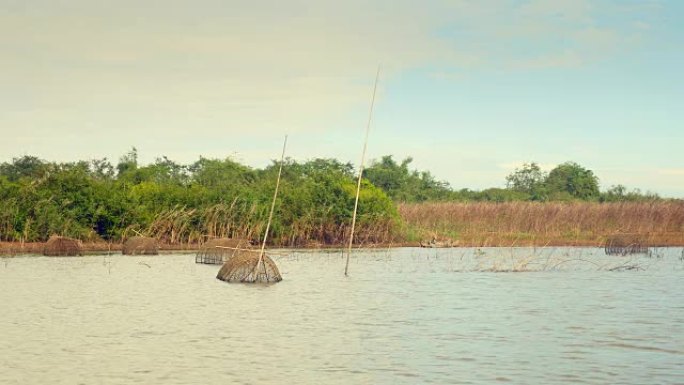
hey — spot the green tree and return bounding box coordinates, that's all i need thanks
[505,162,547,200]
[477,188,530,202]
[116,147,138,177]
[0,156,50,181]
[189,157,255,188]
[363,155,451,202]
[546,162,599,200]
[89,158,115,180]
[599,185,661,202]
[123,156,189,185]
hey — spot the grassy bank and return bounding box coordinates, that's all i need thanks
[399,201,684,247]
[4,201,684,255]
[0,156,399,246]
[2,154,682,251]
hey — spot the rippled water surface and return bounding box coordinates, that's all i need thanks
[1,247,683,384]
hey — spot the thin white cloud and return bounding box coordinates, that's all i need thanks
[0,0,666,167]
[657,168,684,176]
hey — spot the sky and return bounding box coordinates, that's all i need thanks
[1,0,683,196]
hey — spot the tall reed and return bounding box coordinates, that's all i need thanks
[143,202,399,247]
[399,201,684,246]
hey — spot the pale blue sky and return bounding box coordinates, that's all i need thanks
[1,0,682,196]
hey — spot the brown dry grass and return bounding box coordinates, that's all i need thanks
[399,201,684,247]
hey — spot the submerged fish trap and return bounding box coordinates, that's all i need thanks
[216,250,282,283]
[604,234,649,256]
[122,236,159,255]
[195,238,252,264]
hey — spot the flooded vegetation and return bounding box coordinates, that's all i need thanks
[1,247,683,384]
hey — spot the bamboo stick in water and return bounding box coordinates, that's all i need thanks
[345,67,380,277]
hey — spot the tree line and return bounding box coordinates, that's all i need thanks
[0,150,396,243]
[0,151,666,243]
[363,156,662,203]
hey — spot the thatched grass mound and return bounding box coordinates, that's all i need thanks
[43,236,82,256]
[605,234,648,255]
[216,250,282,283]
[195,238,252,265]
[122,236,159,255]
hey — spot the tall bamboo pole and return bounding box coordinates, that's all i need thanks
[345,67,380,277]
[255,135,288,276]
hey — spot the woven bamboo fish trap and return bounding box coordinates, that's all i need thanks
[122,236,159,255]
[195,238,252,265]
[216,250,282,283]
[605,234,648,256]
[43,236,82,256]
[215,135,287,283]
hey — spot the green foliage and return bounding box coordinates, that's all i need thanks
[263,158,397,245]
[188,157,256,189]
[0,152,667,244]
[545,161,600,200]
[600,185,661,202]
[363,155,451,202]
[0,155,50,181]
[476,188,531,202]
[116,147,138,177]
[505,162,547,200]
[0,154,398,245]
[501,161,629,202]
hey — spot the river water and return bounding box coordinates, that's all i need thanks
[1,247,683,384]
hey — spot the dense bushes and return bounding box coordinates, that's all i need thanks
[0,154,398,245]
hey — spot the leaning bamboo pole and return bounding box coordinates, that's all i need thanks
[345,67,380,277]
[254,135,288,276]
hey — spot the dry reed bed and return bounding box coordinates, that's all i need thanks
[399,201,684,246]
